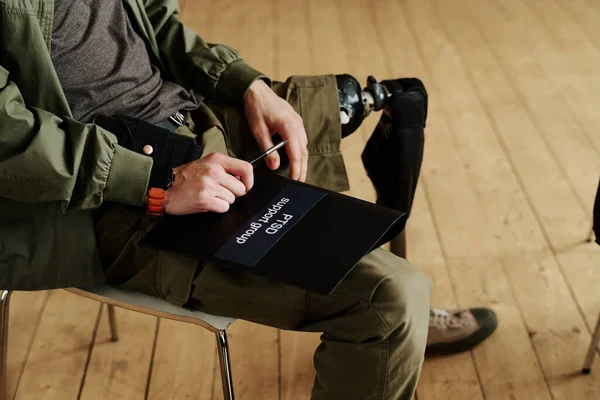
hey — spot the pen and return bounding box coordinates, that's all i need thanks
[249,140,288,166]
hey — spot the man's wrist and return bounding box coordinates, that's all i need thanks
[217,60,271,105]
[244,79,272,109]
[247,78,270,94]
[146,169,175,216]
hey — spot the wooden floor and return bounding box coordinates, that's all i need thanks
[7,0,600,398]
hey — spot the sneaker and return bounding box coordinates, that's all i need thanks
[426,308,498,355]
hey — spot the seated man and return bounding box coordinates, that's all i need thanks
[0,0,496,398]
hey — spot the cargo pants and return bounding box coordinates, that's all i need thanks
[94,75,431,400]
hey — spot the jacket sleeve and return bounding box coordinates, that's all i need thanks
[0,65,152,212]
[142,0,271,105]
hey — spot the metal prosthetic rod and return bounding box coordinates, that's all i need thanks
[336,75,389,137]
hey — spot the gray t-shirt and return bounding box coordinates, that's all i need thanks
[51,0,201,124]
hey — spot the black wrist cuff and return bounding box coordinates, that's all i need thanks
[93,114,202,190]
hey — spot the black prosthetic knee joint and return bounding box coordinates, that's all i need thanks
[336,74,388,137]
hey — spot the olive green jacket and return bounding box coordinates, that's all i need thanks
[0,0,265,290]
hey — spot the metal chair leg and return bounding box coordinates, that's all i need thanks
[0,291,12,400]
[215,330,234,400]
[106,305,119,342]
[389,230,407,259]
[583,310,600,373]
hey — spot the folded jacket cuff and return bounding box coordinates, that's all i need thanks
[104,146,153,206]
[216,59,271,105]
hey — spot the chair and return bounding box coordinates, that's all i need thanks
[582,177,600,374]
[0,285,237,399]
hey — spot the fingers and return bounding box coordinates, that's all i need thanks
[279,116,308,182]
[264,143,281,170]
[285,138,302,181]
[251,119,280,170]
[219,172,248,197]
[245,83,312,180]
[208,153,254,192]
[207,196,231,214]
[214,185,235,205]
[207,183,236,214]
[300,143,308,182]
[165,153,256,215]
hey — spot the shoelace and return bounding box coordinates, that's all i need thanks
[429,308,472,330]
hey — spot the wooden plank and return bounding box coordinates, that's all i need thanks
[6,291,50,400]
[280,331,319,400]
[275,0,312,79]
[238,0,276,77]
[518,0,600,158]
[198,0,247,58]
[178,0,188,16]
[496,248,600,400]
[308,0,346,77]
[484,0,600,207]
[146,320,216,400]
[374,0,556,398]
[553,0,600,53]
[410,187,485,400]
[79,306,157,400]
[180,0,214,41]
[430,0,592,248]
[556,248,600,331]
[428,5,600,395]
[14,290,101,400]
[401,0,600,399]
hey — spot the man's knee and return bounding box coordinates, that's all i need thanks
[370,261,431,369]
[371,262,431,335]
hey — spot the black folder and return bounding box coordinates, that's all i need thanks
[140,170,407,295]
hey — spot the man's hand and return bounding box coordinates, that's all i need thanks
[244,80,308,182]
[163,153,253,215]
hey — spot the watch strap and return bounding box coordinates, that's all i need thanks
[147,188,167,216]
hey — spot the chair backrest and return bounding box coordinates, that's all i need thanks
[67,285,235,332]
[594,178,600,245]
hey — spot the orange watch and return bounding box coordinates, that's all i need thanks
[147,188,167,216]
[146,170,175,216]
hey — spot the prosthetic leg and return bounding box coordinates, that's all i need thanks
[337,75,498,356]
[336,74,427,258]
